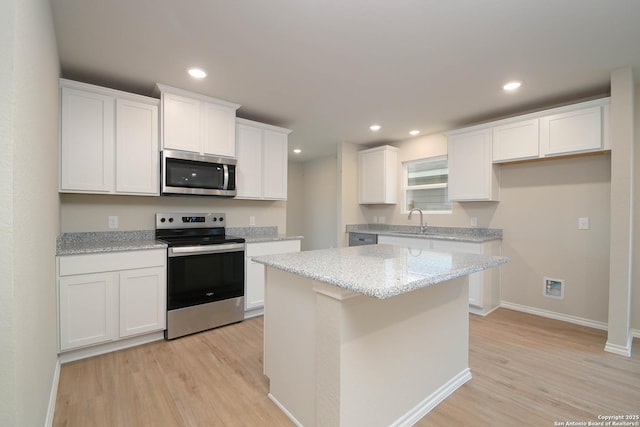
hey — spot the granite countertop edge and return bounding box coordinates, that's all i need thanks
[253,246,510,299]
[56,228,303,255]
[346,224,503,243]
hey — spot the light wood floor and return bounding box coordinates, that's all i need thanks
[54,309,640,427]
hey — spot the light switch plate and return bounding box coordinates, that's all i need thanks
[108,216,119,229]
[249,216,256,226]
[470,217,478,227]
[578,217,589,230]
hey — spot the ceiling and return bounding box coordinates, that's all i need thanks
[50,0,640,162]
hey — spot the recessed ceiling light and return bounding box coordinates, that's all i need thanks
[187,67,207,79]
[369,124,381,131]
[293,148,302,154]
[503,81,522,91]
[409,130,420,136]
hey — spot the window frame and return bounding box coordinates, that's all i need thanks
[401,155,452,215]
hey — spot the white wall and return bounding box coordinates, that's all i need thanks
[633,83,640,332]
[286,161,305,237]
[1,0,61,426]
[299,155,338,251]
[347,129,613,327]
[60,194,287,233]
[495,155,611,323]
[337,142,367,246]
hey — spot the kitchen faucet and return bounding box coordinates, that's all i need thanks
[408,208,427,234]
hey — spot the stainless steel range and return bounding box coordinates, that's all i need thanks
[155,212,245,339]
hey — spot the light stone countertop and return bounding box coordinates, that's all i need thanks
[56,227,303,255]
[253,244,509,299]
[227,226,303,244]
[346,224,502,243]
[56,230,166,255]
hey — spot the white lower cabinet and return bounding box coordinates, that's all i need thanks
[59,272,118,350]
[119,267,166,338]
[245,240,301,315]
[57,249,166,352]
[378,235,501,315]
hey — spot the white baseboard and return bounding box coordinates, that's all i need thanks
[45,359,61,427]
[244,307,264,319]
[58,331,164,364]
[390,368,472,427]
[268,393,304,427]
[500,301,608,331]
[269,369,471,427]
[605,335,633,357]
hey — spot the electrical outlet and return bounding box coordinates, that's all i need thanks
[249,216,256,226]
[373,216,378,224]
[578,217,589,230]
[379,216,386,224]
[108,216,119,229]
[470,217,478,227]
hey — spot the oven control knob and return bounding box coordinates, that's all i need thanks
[160,218,166,223]
[212,217,217,222]
[168,218,174,223]
[219,217,224,222]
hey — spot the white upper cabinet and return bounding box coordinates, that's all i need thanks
[263,130,289,200]
[235,118,291,200]
[492,118,539,162]
[59,79,159,195]
[359,145,398,204]
[540,105,602,157]
[115,99,159,194]
[60,86,115,193]
[161,92,200,153]
[488,98,609,163]
[235,123,264,199]
[448,128,499,201]
[156,84,240,157]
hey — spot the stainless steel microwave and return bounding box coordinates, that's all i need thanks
[161,150,237,197]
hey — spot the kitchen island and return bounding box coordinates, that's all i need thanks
[253,244,508,427]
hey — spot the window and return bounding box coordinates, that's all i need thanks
[403,156,451,213]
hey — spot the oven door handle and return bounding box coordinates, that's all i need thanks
[168,243,245,257]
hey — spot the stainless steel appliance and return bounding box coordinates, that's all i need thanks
[161,150,237,197]
[348,232,377,246]
[156,212,245,339]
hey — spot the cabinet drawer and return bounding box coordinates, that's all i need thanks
[58,249,166,276]
[431,240,482,254]
[246,240,301,257]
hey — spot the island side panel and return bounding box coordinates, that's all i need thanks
[263,267,317,426]
[314,276,471,427]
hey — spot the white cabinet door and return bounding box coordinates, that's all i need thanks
[245,240,301,311]
[235,118,291,200]
[59,272,118,351]
[246,260,267,311]
[358,145,398,204]
[492,119,539,162]
[60,87,115,192]
[262,130,288,200]
[119,267,166,338]
[448,128,498,201]
[161,92,201,153]
[431,240,483,307]
[115,99,159,195]
[540,106,602,157]
[158,85,240,156]
[236,123,264,199]
[202,102,236,157]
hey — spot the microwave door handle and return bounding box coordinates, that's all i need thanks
[223,164,229,190]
